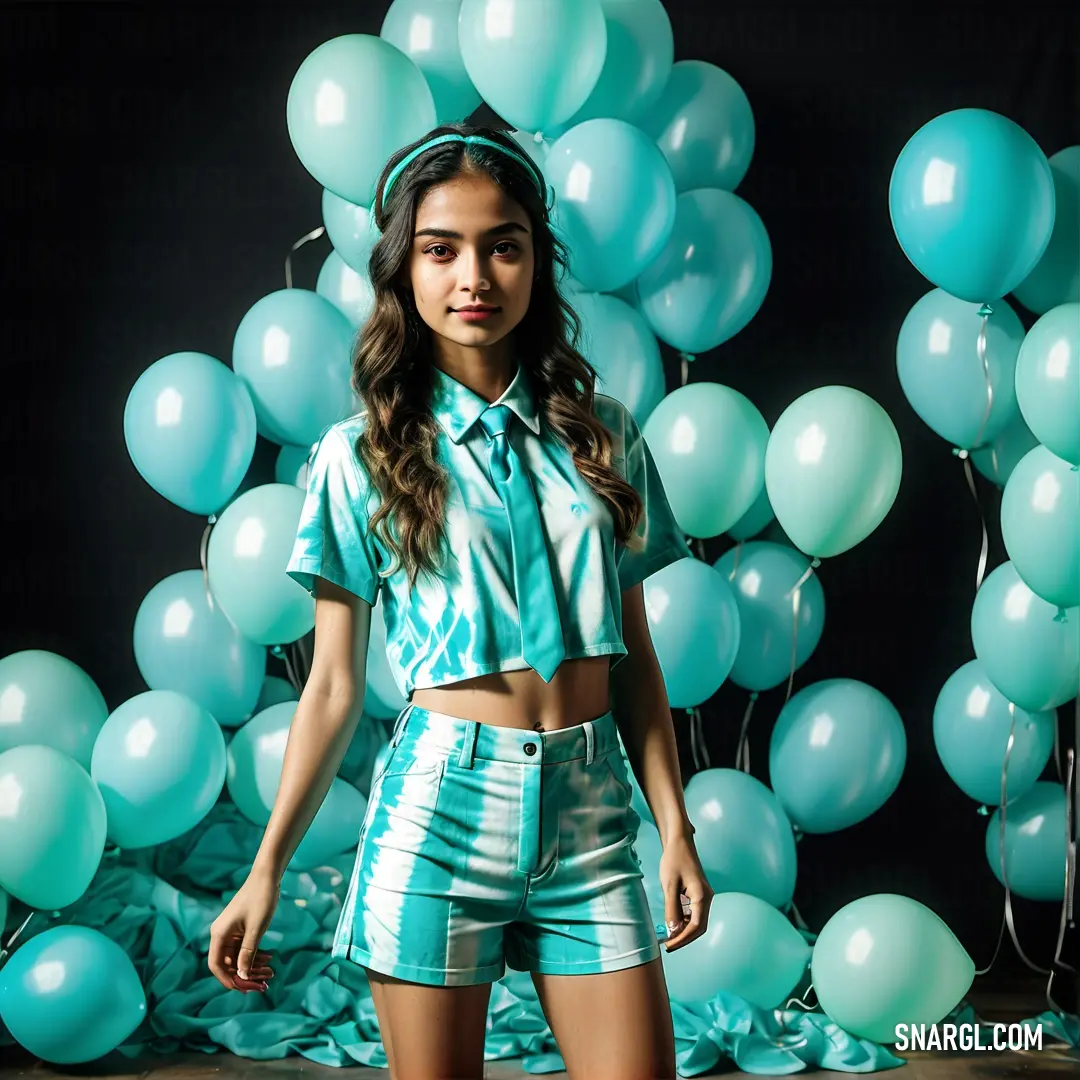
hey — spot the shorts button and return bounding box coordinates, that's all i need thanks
[524,742,537,756]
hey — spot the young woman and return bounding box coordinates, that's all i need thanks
[209,122,713,1079]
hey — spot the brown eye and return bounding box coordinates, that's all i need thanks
[427,244,452,260]
[493,241,517,256]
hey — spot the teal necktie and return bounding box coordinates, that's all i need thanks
[478,404,565,682]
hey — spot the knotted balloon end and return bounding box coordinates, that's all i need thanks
[810,557,821,569]
[952,447,970,460]
[533,131,544,144]
[271,645,285,658]
[1053,607,1069,623]
[678,352,697,364]
[749,691,760,702]
[208,513,217,525]
[977,804,990,816]
[977,302,994,317]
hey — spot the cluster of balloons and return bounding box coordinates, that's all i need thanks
[890,110,1077,905]
[626,760,972,1036]
[631,378,901,707]
[0,644,391,1062]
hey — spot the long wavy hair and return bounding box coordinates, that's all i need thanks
[352,121,644,592]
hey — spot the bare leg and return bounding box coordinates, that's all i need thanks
[366,969,493,1079]
[532,959,676,1080]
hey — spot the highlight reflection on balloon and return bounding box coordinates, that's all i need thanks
[1014,301,1080,465]
[811,894,975,1044]
[90,690,227,848]
[0,925,147,1064]
[1000,444,1080,609]
[933,659,1055,806]
[0,650,108,769]
[970,561,1080,713]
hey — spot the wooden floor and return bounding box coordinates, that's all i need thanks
[1,983,1075,1078]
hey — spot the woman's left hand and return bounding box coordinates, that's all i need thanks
[658,831,713,952]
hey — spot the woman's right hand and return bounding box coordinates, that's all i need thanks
[208,870,280,993]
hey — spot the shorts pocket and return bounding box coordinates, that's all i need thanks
[602,748,635,804]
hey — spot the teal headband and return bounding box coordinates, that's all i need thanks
[381,133,547,208]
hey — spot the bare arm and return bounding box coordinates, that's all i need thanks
[250,578,374,881]
[610,582,694,847]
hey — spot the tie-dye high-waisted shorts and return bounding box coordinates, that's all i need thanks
[331,703,662,986]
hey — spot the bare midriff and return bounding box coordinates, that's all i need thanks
[409,655,614,732]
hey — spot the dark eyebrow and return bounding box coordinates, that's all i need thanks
[413,222,530,240]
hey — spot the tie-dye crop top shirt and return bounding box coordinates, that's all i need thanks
[285,363,690,700]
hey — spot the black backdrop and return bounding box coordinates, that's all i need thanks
[3,2,1078,984]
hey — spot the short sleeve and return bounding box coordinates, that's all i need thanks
[612,402,691,592]
[285,425,382,606]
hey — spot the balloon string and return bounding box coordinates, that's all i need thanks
[782,559,819,705]
[678,352,696,387]
[976,702,1053,978]
[284,225,327,289]
[735,692,758,773]
[694,706,710,768]
[0,910,36,972]
[1045,747,1076,1019]
[783,984,819,1012]
[725,541,744,581]
[956,453,990,593]
[199,517,216,613]
[281,645,304,696]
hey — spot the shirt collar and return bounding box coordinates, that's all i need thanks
[430,362,541,444]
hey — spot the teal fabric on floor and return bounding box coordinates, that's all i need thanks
[2,799,1075,1073]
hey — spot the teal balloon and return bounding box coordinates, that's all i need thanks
[0,650,107,770]
[933,659,1055,807]
[896,289,1024,449]
[458,0,606,134]
[321,189,380,276]
[0,926,146,1064]
[765,386,903,558]
[316,250,375,330]
[124,351,257,515]
[971,561,1080,712]
[1001,445,1080,609]
[638,59,755,192]
[643,557,741,709]
[226,702,367,871]
[546,118,676,292]
[715,542,825,693]
[508,129,550,172]
[206,483,315,646]
[0,745,106,910]
[563,0,674,126]
[683,768,797,909]
[727,484,775,541]
[568,290,664,426]
[769,679,906,834]
[970,412,1039,487]
[90,690,226,849]
[1012,146,1080,314]
[1015,301,1080,465]
[232,289,355,449]
[888,108,1055,303]
[985,781,1067,901]
[662,892,810,1008]
[380,0,481,123]
[637,188,772,353]
[256,675,299,711]
[134,570,267,727]
[643,382,769,538]
[811,894,975,1044]
[286,34,436,207]
[275,443,311,488]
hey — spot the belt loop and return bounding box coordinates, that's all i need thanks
[583,720,595,765]
[390,703,413,748]
[458,720,479,770]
